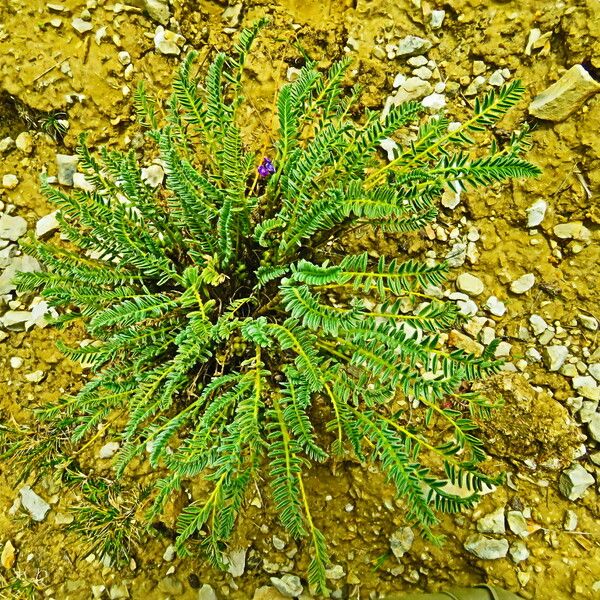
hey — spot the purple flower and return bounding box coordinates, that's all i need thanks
[258,157,276,178]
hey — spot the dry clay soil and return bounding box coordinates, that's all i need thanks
[0,0,599,599]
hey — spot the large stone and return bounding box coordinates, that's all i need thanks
[1,311,34,331]
[464,534,509,560]
[144,0,170,24]
[0,214,27,241]
[558,464,595,500]
[225,547,246,577]
[553,221,591,242]
[396,35,432,57]
[529,65,600,122]
[198,584,218,600]
[270,575,303,598]
[456,273,484,296]
[154,26,184,56]
[477,506,505,534]
[35,211,60,238]
[507,511,529,538]
[19,485,51,521]
[542,345,569,371]
[0,254,41,295]
[510,273,535,295]
[56,154,79,186]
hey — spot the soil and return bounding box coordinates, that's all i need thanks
[0,0,599,599]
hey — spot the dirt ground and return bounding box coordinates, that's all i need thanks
[0,0,599,599]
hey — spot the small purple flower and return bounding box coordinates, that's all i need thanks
[257,157,276,178]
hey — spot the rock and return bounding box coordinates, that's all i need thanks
[36,211,60,238]
[225,547,246,577]
[117,51,131,66]
[526,199,547,227]
[542,345,569,372]
[579,314,598,331]
[446,242,467,267]
[109,583,130,599]
[510,273,535,294]
[2,174,19,189]
[389,526,414,559]
[141,164,164,187]
[0,214,27,241]
[456,273,484,296]
[430,10,445,29]
[422,92,446,111]
[1,311,34,331]
[529,64,600,122]
[56,154,79,186]
[72,172,95,192]
[465,76,486,96]
[144,0,170,24]
[589,414,600,443]
[484,296,506,317]
[158,576,183,595]
[198,584,217,600]
[222,2,243,27]
[15,131,33,154]
[396,36,432,57]
[253,587,287,600]
[19,485,51,521]
[394,77,433,102]
[588,364,600,382]
[553,221,591,242]
[25,370,45,383]
[563,510,578,531]
[0,137,15,153]
[380,138,398,161]
[448,329,484,356]
[1,540,16,569]
[0,254,41,295]
[495,341,512,358]
[509,540,529,563]
[464,534,509,560]
[413,66,433,80]
[72,17,93,33]
[92,585,106,599]
[507,511,529,538]
[98,441,120,459]
[153,25,184,56]
[325,564,345,580]
[473,61,487,76]
[558,464,595,500]
[488,70,505,87]
[10,357,23,369]
[529,314,549,335]
[270,575,303,598]
[477,506,505,534]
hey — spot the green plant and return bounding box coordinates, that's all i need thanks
[16,21,540,594]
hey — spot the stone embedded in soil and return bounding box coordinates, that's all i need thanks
[2,174,19,189]
[222,2,243,27]
[325,564,345,580]
[510,273,535,294]
[0,137,15,154]
[91,586,106,599]
[588,414,600,443]
[15,131,33,154]
[509,540,530,563]
[144,0,170,25]
[553,221,591,242]
[456,273,484,296]
[72,17,93,33]
[464,534,509,560]
[395,35,432,57]
[141,164,165,187]
[1,540,16,569]
[153,25,184,56]
[0,310,34,331]
[0,254,41,295]
[422,92,446,111]
[109,583,130,599]
[25,370,45,383]
[507,511,530,538]
[225,547,246,577]
[526,199,547,227]
[465,75,486,96]
[19,485,51,521]
[484,295,506,317]
[253,587,287,600]
[36,211,60,238]
[270,574,303,598]
[558,464,595,500]
[56,154,79,186]
[198,584,218,600]
[0,214,27,241]
[158,576,183,595]
[430,10,445,29]
[529,64,600,122]
[389,526,414,559]
[529,314,549,336]
[578,314,599,331]
[488,69,506,87]
[98,441,120,458]
[476,506,505,534]
[542,345,569,371]
[72,172,95,192]
[564,510,578,531]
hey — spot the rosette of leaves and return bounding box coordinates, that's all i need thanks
[16,20,541,595]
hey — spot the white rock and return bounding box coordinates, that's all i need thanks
[413,66,432,80]
[396,36,432,57]
[162,544,176,562]
[141,164,165,187]
[422,92,446,111]
[15,131,34,154]
[98,441,120,459]
[525,348,542,362]
[2,174,19,189]
[225,547,246,577]
[510,273,535,294]
[0,255,41,295]
[553,221,591,242]
[476,506,505,534]
[588,364,600,382]
[72,17,93,33]
[407,55,428,67]
[558,464,595,500]
[10,357,23,369]
[144,0,170,24]
[507,511,529,538]
[430,10,445,29]
[588,414,600,443]
[390,526,414,559]
[72,172,95,192]
[270,574,303,598]
[509,540,530,563]
[25,370,45,383]
[542,345,569,371]
[464,534,509,560]
[456,273,484,296]
[56,154,79,186]
[222,2,242,27]
[380,138,398,161]
[0,137,15,153]
[465,75,486,96]
[19,486,51,521]
[495,341,512,357]
[484,296,506,317]
[1,311,33,331]
[441,181,461,209]
[36,211,60,238]
[197,585,217,600]
[526,199,547,227]
[117,50,131,66]
[529,314,549,335]
[525,29,541,55]
[153,26,184,56]
[578,314,598,331]
[473,61,486,76]
[0,214,27,241]
[529,64,600,122]
[392,73,406,88]
[488,70,505,87]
